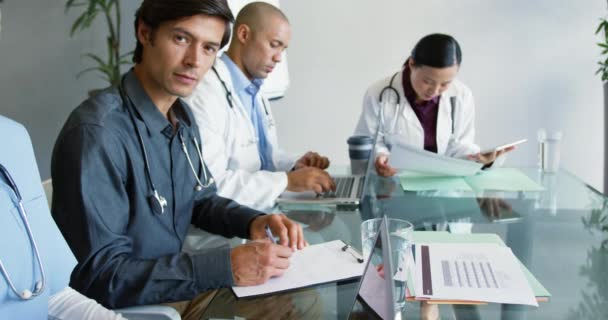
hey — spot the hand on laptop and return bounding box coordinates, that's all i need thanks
[375,153,397,177]
[294,151,330,170]
[287,167,336,193]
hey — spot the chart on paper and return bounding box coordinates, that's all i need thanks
[440,259,500,289]
[414,243,538,306]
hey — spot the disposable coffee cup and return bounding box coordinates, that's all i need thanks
[347,136,373,175]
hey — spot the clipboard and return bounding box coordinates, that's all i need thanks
[232,240,365,298]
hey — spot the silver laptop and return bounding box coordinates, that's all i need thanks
[276,128,379,207]
[348,216,398,320]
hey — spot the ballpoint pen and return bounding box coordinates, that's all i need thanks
[341,244,364,263]
[265,225,277,244]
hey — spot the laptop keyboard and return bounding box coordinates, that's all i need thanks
[323,177,358,199]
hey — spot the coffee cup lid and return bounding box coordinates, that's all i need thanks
[347,135,373,146]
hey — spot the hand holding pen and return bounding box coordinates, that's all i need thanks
[249,214,308,250]
[265,225,278,244]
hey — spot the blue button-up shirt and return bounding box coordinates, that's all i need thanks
[51,69,262,308]
[220,54,274,170]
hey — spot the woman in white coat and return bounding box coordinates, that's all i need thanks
[354,33,510,177]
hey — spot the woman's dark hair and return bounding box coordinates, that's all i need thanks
[133,0,234,63]
[409,33,462,68]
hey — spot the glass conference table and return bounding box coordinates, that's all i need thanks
[201,167,608,319]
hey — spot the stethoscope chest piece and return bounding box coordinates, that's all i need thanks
[149,189,167,215]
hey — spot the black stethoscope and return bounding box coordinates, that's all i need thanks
[211,66,271,117]
[378,71,457,136]
[118,77,214,216]
[0,164,46,300]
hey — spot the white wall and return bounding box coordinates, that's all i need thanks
[273,0,605,191]
[0,0,139,179]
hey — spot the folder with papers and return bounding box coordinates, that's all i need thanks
[388,141,484,177]
[232,240,365,298]
[399,168,544,192]
[414,243,538,306]
[405,232,550,305]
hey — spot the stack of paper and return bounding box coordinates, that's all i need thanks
[387,141,544,192]
[388,142,484,177]
[232,240,365,298]
[405,232,551,305]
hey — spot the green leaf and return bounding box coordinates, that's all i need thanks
[69,13,88,36]
[597,20,608,35]
[76,66,104,78]
[119,50,134,60]
[82,53,108,67]
[65,0,86,12]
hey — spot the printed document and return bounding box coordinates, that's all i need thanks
[414,243,538,306]
[388,142,483,177]
[233,240,365,297]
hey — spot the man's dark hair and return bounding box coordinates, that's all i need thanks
[133,0,234,63]
[409,33,462,68]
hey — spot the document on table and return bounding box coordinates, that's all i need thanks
[232,240,365,298]
[388,142,484,177]
[414,243,538,306]
[399,168,544,192]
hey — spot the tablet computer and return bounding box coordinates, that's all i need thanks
[479,138,527,155]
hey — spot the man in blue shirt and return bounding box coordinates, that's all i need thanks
[51,0,304,315]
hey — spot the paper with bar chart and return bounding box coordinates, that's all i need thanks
[414,243,538,306]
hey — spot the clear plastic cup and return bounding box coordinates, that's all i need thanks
[361,218,413,310]
[542,131,562,173]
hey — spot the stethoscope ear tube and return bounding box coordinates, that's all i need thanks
[377,71,458,138]
[378,72,401,105]
[378,72,402,138]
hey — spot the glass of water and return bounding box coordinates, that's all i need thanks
[361,218,414,310]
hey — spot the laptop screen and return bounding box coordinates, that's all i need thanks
[358,119,382,201]
[348,216,396,320]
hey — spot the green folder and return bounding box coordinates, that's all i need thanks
[406,231,551,302]
[399,168,544,192]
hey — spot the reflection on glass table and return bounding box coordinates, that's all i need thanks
[200,166,608,320]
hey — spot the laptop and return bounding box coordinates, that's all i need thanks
[276,128,379,207]
[348,216,398,320]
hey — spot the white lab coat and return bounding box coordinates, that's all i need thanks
[354,70,481,158]
[186,56,297,211]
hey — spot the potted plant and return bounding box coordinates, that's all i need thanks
[598,5,608,194]
[66,0,131,88]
